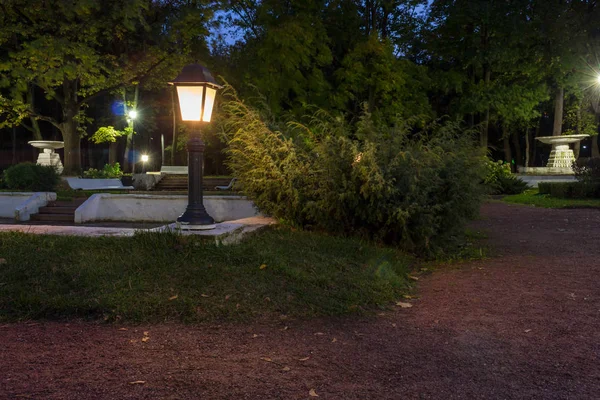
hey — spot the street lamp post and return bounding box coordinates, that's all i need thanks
[169,63,221,230]
[128,109,138,174]
[141,154,149,173]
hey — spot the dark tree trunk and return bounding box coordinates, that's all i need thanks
[12,126,17,164]
[592,135,599,158]
[109,142,117,165]
[503,126,512,170]
[479,64,492,149]
[60,79,81,175]
[27,85,43,140]
[61,118,80,175]
[512,132,522,169]
[553,87,564,136]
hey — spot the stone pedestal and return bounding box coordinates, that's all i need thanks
[547,144,575,168]
[36,149,64,174]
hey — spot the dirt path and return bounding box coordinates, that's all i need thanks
[1,202,600,399]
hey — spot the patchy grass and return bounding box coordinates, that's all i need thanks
[0,227,415,323]
[503,189,600,209]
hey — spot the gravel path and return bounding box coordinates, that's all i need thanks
[1,202,600,399]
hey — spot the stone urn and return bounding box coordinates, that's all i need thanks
[536,135,589,168]
[28,140,65,174]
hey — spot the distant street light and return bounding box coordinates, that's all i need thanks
[168,63,222,230]
[141,154,149,173]
[128,110,138,120]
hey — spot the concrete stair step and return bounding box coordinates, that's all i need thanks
[38,206,77,214]
[48,200,86,207]
[30,214,74,222]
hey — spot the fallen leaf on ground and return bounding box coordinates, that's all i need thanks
[141,337,149,343]
[118,328,128,331]
[168,295,178,301]
[331,338,337,343]
[129,381,146,385]
[282,366,291,372]
[201,294,210,298]
[252,334,259,338]
[396,302,413,308]
[143,331,149,336]
[309,389,319,397]
[260,357,273,362]
[408,275,419,281]
[524,329,532,333]
[299,357,310,361]
[403,295,414,299]
[225,295,231,300]
[314,332,324,336]
[259,264,267,270]
[0,258,6,264]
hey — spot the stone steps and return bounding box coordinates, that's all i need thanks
[30,198,87,223]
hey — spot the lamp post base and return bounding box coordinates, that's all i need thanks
[176,221,217,231]
[176,207,216,230]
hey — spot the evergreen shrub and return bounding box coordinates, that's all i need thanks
[3,163,60,191]
[538,181,600,199]
[221,90,486,254]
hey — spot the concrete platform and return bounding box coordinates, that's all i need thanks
[516,174,576,188]
[0,216,276,244]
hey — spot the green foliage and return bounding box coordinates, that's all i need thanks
[83,163,123,179]
[0,228,413,322]
[89,126,132,144]
[573,158,600,185]
[483,159,528,195]
[221,89,486,255]
[3,163,60,191]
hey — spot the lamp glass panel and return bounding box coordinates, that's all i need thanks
[202,87,217,122]
[176,86,204,121]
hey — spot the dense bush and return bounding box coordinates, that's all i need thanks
[484,159,528,195]
[3,163,60,191]
[538,181,600,198]
[83,162,123,179]
[221,90,486,255]
[573,157,600,185]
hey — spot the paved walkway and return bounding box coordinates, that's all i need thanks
[0,203,599,399]
[0,217,275,238]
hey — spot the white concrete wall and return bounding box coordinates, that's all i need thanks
[0,193,33,218]
[0,192,55,220]
[75,194,260,223]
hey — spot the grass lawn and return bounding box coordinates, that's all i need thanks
[0,227,415,323]
[503,189,600,209]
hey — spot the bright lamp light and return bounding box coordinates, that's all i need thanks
[128,110,138,120]
[168,64,222,122]
[141,154,149,162]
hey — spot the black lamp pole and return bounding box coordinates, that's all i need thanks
[169,63,220,230]
[177,121,215,228]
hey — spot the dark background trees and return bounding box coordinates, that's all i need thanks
[2,0,600,173]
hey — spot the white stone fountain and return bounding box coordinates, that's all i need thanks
[28,140,64,174]
[520,134,589,175]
